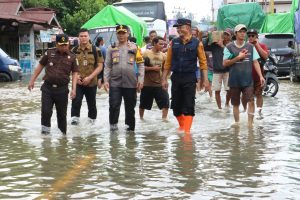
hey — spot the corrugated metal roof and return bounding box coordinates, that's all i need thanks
[0,1,23,15]
[20,11,55,24]
[0,0,22,2]
[0,2,60,28]
[0,13,48,25]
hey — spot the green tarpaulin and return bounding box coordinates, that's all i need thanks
[260,0,299,33]
[217,3,265,31]
[260,13,293,33]
[82,5,147,47]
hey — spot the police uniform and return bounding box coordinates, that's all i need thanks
[164,18,207,133]
[104,25,144,131]
[71,42,104,124]
[39,34,79,134]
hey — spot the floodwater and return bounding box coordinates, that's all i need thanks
[0,77,299,199]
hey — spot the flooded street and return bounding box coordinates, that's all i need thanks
[0,77,299,199]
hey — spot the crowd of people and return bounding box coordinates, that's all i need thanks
[28,18,268,135]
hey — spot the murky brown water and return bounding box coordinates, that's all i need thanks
[0,77,299,199]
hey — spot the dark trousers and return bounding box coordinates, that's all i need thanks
[109,87,137,130]
[41,84,69,134]
[71,85,97,119]
[171,73,196,117]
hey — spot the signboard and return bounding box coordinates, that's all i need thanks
[168,19,178,36]
[40,30,52,42]
[19,24,33,73]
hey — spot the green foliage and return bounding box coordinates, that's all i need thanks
[61,0,106,36]
[23,0,49,7]
[173,12,184,20]
[106,0,121,4]
[23,0,107,36]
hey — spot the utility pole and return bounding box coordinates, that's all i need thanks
[264,0,268,12]
[211,0,214,22]
[270,0,274,14]
[172,6,186,19]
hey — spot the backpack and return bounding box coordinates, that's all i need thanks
[71,45,98,68]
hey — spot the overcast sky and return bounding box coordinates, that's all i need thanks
[163,0,223,21]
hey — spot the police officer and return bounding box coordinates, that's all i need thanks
[104,24,144,132]
[162,18,209,134]
[70,28,104,125]
[28,34,79,134]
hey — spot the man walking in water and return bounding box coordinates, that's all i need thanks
[205,28,232,110]
[139,36,169,120]
[223,24,265,127]
[71,29,104,125]
[104,25,144,132]
[28,34,78,134]
[242,29,269,114]
[162,18,209,134]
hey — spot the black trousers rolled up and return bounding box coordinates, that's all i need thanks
[170,73,197,117]
[71,85,97,119]
[109,87,137,130]
[41,83,69,134]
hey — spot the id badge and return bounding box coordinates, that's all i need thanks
[83,60,88,66]
[112,51,120,64]
[129,57,134,63]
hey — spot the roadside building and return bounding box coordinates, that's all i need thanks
[0,0,61,73]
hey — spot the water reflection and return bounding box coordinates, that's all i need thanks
[173,133,200,194]
[0,79,300,198]
[138,131,170,198]
[105,133,143,198]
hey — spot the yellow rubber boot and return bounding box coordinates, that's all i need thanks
[176,115,184,132]
[184,116,193,134]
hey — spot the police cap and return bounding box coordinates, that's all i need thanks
[116,24,128,33]
[56,34,69,45]
[173,18,192,27]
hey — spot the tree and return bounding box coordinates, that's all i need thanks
[23,0,48,7]
[173,11,184,20]
[186,13,195,21]
[23,0,107,36]
[106,0,121,4]
[61,0,106,36]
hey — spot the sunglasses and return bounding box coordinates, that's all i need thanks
[248,35,256,38]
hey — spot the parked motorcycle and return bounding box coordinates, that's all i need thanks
[263,53,279,97]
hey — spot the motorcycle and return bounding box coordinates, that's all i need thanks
[263,53,279,97]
